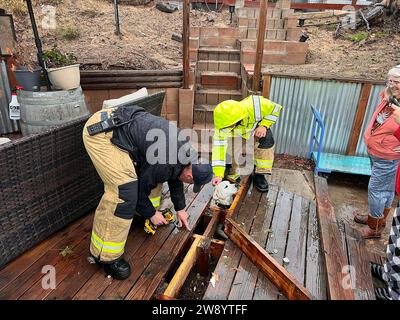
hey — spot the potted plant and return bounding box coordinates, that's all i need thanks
[43,47,80,90]
[10,43,42,91]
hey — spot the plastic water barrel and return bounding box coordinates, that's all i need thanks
[17,86,90,136]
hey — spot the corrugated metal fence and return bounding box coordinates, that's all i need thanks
[265,73,384,158]
[0,61,19,134]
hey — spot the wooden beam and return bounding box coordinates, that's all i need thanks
[225,175,251,220]
[314,176,355,300]
[182,0,190,89]
[210,239,225,258]
[346,83,372,155]
[224,217,314,300]
[81,70,183,77]
[262,74,272,99]
[252,0,267,92]
[163,235,202,298]
[196,237,211,276]
[203,211,220,238]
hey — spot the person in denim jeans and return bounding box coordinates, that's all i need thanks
[354,65,400,239]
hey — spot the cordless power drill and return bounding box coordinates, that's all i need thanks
[144,208,175,235]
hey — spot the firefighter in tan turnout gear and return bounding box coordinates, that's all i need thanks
[82,105,212,280]
[211,95,282,192]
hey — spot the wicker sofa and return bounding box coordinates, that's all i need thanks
[0,115,103,268]
[0,90,166,268]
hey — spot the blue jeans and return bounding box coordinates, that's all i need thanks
[368,155,398,218]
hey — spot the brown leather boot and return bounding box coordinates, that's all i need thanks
[355,208,391,226]
[353,210,368,225]
[360,214,385,239]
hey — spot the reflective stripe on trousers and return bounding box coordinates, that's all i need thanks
[83,109,137,262]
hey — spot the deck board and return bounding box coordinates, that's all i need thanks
[0,214,93,299]
[125,184,214,300]
[203,189,261,300]
[0,183,213,300]
[284,195,309,285]
[205,182,329,300]
[228,186,278,300]
[344,224,375,300]
[0,213,92,292]
[305,202,327,300]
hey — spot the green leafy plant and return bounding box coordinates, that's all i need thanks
[43,47,77,68]
[344,31,368,42]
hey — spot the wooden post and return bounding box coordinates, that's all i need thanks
[197,237,211,276]
[224,217,314,300]
[346,83,372,155]
[182,0,190,89]
[262,73,272,99]
[252,0,267,92]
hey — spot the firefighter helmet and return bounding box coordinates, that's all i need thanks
[213,100,246,130]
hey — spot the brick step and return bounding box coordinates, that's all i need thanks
[198,47,240,62]
[241,48,307,65]
[239,39,307,53]
[200,71,241,90]
[195,88,243,105]
[197,60,241,73]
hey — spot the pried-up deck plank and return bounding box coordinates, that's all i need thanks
[228,186,278,300]
[253,189,294,300]
[203,189,261,300]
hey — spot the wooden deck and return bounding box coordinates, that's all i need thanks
[0,168,381,300]
[203,172,378,300]
[204,183,327,300]
[0,183,214,300]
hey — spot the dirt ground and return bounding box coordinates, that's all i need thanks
[4,0,400,79]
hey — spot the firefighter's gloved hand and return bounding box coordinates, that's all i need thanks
[254,126,267,138]
[212,177,223,186]
[150,211,167,226]
[177,210,191,231]
[259,128,274,149]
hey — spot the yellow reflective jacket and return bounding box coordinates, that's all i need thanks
[212,95,282,178]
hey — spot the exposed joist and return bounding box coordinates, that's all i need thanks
[224,217,314,300]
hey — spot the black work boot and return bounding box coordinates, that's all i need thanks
[254,173,269,193]
[102,258,131,280]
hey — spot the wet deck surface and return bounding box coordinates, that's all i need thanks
[203,182,327,300]
[0,184,214,300]
[204,169,378,300]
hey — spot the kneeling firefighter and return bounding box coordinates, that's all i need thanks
[82,105,212,280]
[211,95,282,192]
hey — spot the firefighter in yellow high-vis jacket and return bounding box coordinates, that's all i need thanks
[211,95,282,192]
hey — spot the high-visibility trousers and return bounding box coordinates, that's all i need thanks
[227,135,274,176]
[83,109,138,263]
[149,183,163,210]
